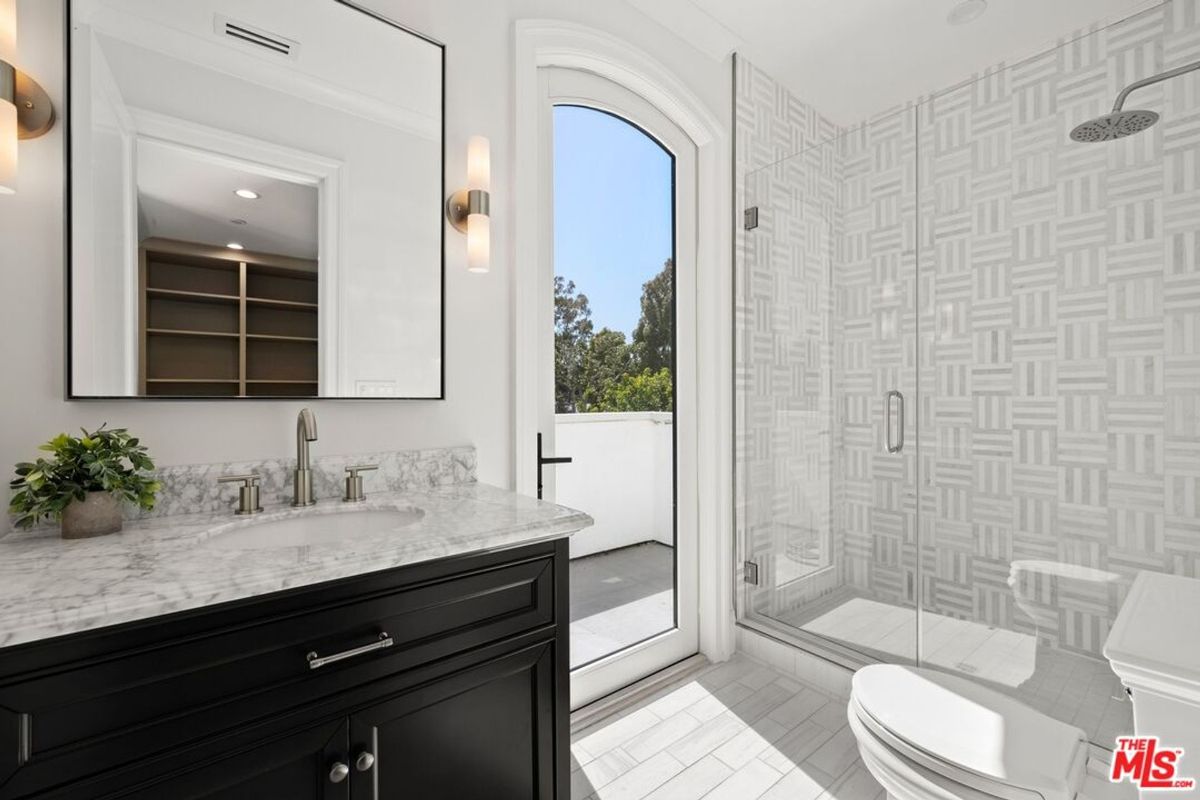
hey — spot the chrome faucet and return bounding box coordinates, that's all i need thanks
[293,408,318,506]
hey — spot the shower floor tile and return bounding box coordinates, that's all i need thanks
[777,592,1132,746]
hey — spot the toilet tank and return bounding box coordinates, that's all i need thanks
[1104,571,1200,787]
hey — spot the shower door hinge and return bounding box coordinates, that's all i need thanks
[743,561,760,585]
[743,206,759,230]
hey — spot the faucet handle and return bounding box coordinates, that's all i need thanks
[343,464,378,503]
[218,474,263,516]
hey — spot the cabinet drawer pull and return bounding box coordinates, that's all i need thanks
[306,632,394,670]
[329,762,350,783]
[356,751,375,771]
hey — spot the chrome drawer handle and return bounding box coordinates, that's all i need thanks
[307,632,393,670]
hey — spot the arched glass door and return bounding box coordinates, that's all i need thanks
[536,67,699,708]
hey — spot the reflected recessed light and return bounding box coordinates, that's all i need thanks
[234,189,260,200]
[226,242,245,250]
[947,0,987,25]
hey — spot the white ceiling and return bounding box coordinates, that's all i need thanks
[630,0,1159,125]
[137,140,318,259]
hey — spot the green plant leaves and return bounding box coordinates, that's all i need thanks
[8,424,160,529]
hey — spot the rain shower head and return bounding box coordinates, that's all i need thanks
[1069,109,1160,143]
[1070,58,1200,144]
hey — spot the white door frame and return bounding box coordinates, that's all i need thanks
[512,21,735,698]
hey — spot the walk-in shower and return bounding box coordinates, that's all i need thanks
[735,0,1200,751]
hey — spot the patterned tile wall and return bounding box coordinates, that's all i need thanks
[735,58,845,618]
[913,0,1200,658]
[736,0,1200,660]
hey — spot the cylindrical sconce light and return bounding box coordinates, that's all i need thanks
[0,0,17,194]
[0,0,56,195]
[0,80,16,195]
[0,0,15,66]
[447,135,491,273]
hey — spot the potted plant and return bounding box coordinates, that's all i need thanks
[9,426,161,539]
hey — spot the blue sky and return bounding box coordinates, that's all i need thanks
[553,105,673,338]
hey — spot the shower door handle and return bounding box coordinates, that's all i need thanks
[885,390,905,454]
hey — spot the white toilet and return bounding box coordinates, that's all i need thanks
[1103,571,1200,798]
[848,570,1200,800]
[848,663,1089,800]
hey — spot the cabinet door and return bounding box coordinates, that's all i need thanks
[112,719,349,800]
[349,642,561,800]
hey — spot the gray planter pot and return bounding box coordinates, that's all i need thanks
[61,491,124,539]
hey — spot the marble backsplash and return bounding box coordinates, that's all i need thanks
[143,446,476,519]
[7,446,476,531]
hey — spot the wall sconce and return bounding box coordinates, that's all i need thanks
[0,0,56,195]
[446,135,490,273]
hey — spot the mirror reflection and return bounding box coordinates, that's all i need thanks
[69,0,444,398]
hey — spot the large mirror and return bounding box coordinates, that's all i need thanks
[68,0,444,398]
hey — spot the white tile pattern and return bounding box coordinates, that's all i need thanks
[571,654,883,800]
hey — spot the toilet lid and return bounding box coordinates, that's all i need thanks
[852,665,1087,799]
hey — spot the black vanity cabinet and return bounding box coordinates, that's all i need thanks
[0,539,570,799]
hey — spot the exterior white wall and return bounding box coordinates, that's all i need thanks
[0,0,730,527]
[555,412,674,559]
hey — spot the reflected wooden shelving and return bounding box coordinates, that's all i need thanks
[139,238,318,397]
[246,296,318,310]
[246,333,318,343]
[145,287,239,304]
[146,328,240,339]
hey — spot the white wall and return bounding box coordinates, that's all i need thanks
[0,0,730,527]
[556,412,674,559]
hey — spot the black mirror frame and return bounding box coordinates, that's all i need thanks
[63,0,446,401]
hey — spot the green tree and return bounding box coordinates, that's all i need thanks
[581,328,633,410]
[554,277,594,413]
[632,259,674,373]
[592,368,673,413]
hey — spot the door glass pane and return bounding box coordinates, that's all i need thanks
[737,106,921,662]
[914,4,1199,747]
[551,105,678,669]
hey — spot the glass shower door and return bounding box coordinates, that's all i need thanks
[736,108,921,664]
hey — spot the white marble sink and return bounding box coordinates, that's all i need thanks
[201,506,425,549]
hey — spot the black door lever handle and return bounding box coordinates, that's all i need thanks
[536,433,573,499]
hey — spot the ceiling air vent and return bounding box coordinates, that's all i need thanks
[213,15,300,59]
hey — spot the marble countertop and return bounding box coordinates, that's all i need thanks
[0,482,591,650]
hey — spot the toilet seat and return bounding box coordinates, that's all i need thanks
[849,665,1088,800]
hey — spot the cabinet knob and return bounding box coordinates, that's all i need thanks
[356,751,376,771]
[329,762,350,783]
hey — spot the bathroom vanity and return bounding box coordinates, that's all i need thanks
[0,480,590,799]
